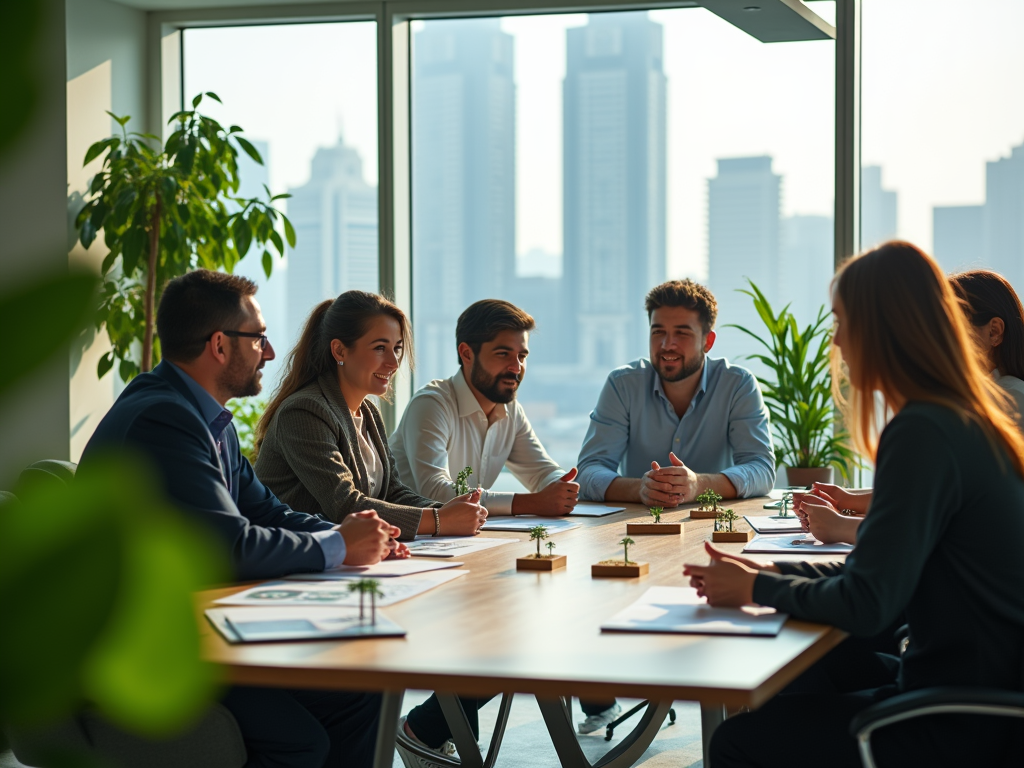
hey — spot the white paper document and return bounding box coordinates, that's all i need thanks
[744,515,804,534]
[481,518,581,533]
[284,558,465,580]
[570,504,625,517]
[743,533,854,554]
[206,606,405,643]
[601,586,788,637]
[215,570,467,608]
[405,536,514,558]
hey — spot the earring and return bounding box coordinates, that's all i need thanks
[338,360,344,367]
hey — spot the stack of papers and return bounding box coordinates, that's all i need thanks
[570,504,625,517]
[215,570,467,608]
[743,534,854,554]
[286,558,463,580]
[207,606,405,643]
[405,536,514,558]
[481,518,581,533]
[744,515,804,534]
[601,586,788,636]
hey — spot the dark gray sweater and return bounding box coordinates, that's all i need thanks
[754,402,1024,692]
[254,375,438,540]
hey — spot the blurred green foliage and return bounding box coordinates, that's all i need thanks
[228,396,266,463]
[75,95,295,380]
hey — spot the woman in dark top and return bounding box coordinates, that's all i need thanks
[685,241,1024,767]
[254,291,487,540]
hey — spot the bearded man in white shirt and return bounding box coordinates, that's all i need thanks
[391,299,579,516]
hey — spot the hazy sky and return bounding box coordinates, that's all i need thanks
[184,0,1024,281]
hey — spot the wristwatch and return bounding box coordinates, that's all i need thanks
[432,508,441,537]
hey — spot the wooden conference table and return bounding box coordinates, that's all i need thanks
[198,497,847,768]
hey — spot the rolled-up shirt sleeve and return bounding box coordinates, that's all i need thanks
[577,374,631,501]
[395,393,462,504]
[311,529,346,569]
[721,373,776,498]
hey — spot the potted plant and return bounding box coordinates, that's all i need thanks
[692,488,723,520]
[626,506,681,535]
[712,508,753,543]
[451,466,474,496]
[592,536,649,578]
[727,280,858,487]
[517,525,566,571]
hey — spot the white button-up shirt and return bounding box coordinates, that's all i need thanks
[390,369,566,513]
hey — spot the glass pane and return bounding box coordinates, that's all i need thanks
[863,0,1024,288]
[184,22,378,387]
[411,9,835,473]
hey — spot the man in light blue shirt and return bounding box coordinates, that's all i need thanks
[577,279,775,506]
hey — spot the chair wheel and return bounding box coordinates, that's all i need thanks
[668,708,676,725]
[604,726,614,742]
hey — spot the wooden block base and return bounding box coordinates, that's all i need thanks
[591,561,649,578]
[517,555,567,571]
[712,529,754,543]
[626,522,681,535]
[689,509,719,520]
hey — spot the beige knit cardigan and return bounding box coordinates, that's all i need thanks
[254,374,438,540]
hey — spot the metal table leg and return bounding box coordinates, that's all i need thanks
[537,697,674,768]
[700,703,726,768]
[373,690,405,768]
[397,693,514,768]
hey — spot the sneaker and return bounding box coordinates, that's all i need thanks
[395,716,457,768]
[577,702,623,735]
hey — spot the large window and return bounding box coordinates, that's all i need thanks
[184,22,378,386]
[410,8,835,478]
[862,0,1024,288]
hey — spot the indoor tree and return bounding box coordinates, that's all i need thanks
[75,92,296,380]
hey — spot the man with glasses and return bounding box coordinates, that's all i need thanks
[79,269,393,768]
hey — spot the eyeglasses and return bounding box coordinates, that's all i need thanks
[216,330,270,350]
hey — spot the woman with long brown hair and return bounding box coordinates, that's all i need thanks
[254,291,487,540]
[684,242,1024,767]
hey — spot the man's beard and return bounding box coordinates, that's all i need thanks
[220,341,263,398]
[656,351,704,383]
[470,358,521,404]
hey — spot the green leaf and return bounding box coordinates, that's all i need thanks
[0,271,98,398]
[283,215,297,248]
[121,227,147,276]
[269,229,284,257]
[234,136,263,165]
[97,351,115,379]
[84,138,113,166]
[191,93,202,109]
[262,250,272,279]
[79,218,97,249]
[105,110,131,127]
[204,91,222,104]
[232,218,252,257]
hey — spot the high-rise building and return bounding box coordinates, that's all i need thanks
[984,141,1024,288]
[860,165,898,249]
[780,214,833,329]
[707,156,781,367]
[412,19,516,385]
[933,205,984,272]
[562,12,667,370]
[285,137,378,346]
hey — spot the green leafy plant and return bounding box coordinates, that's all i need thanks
[228,397,266,463]
[715,508,740,532]
[649,506,663,523]
[727,280,857,480]
[620,536,635,564]
[529,525,549,557]
[695,488,722,513]
[451,466,473,496]
[347,578,384,623]
[75,93,295,381]
[546,541,556,557]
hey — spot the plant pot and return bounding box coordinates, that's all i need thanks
[626,522,681,535]
[712,529,754,543]
[785,466,834,487]
[591,561,649,578]
[517,554,566,571]
[689,508,719,520]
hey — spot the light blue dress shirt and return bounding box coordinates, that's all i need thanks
[576,357,776,501]
[166,362,346,568]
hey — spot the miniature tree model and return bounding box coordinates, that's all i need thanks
[620,536,635,565]
[451,466,474,495]
[348,579,385,624]
[529,525,549,558]
[348,579,367,620]
[627,504,680,535]
[546,541,556,557]
[714,509,740,533]
[692,488,724,519]
[778,492,794,518]
[649,507,663,524]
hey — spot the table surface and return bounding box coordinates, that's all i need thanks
[198,497,847,709]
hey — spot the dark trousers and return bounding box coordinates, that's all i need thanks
[710,635,1024,768]
[223,686,381,768]
[579,700,617,717]
[405,694,496,749]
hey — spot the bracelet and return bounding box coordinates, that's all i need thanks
[432,508,441,537]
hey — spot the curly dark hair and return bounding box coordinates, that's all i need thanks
[644,279,718,334]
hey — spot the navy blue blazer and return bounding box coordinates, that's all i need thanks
[79,361,334,580]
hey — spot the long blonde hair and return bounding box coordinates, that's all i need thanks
[832,241,1024,476]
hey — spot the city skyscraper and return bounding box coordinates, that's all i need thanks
[860,165,898,249]
[285,137,378,345]
[412,18,516,385]
[562,12,667,369]
[933,205,983,272]
[779,214,833,328]
[984,140,1024,288]
[707,156,781,367]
